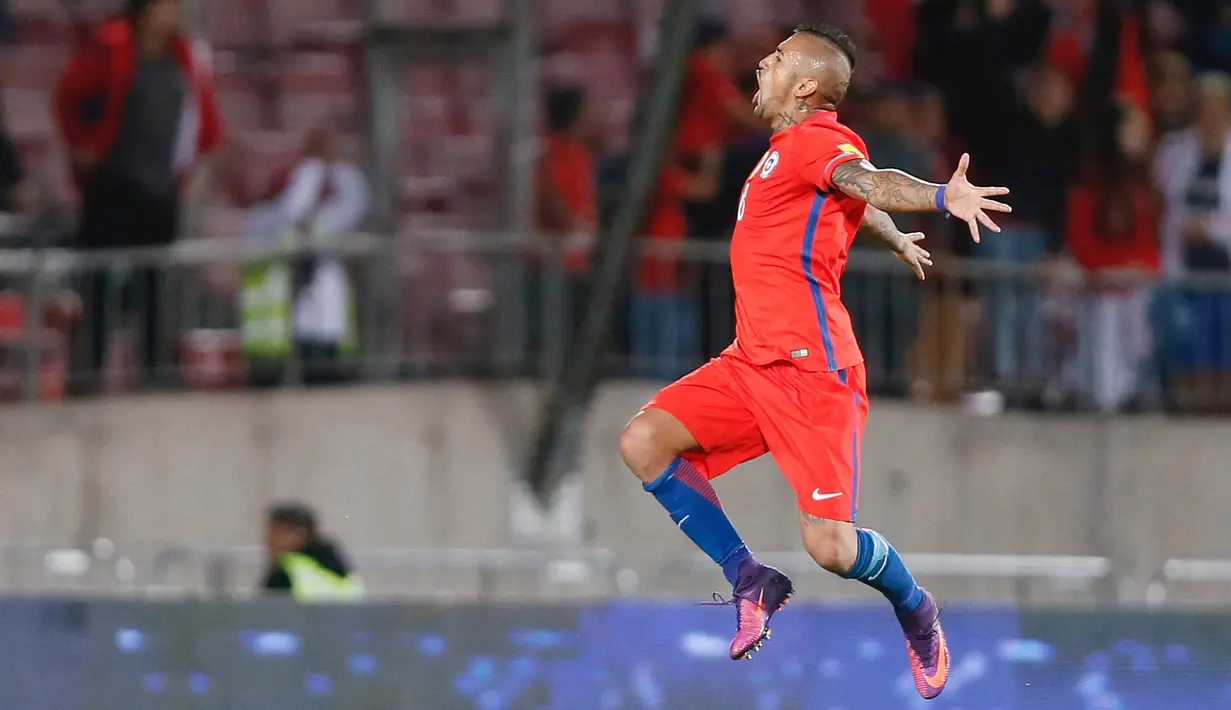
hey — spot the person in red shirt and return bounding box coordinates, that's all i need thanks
[54,0,223,392]
[1066,106,1159,412]
[631,164,698,379]
[617,24,1010,695]
[674,19,766,240]
[533,86,598,360]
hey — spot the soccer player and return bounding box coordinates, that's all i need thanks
[618,24,1011,700]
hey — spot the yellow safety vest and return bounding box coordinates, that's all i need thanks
[240,229,357,360]
[279,552,365,602]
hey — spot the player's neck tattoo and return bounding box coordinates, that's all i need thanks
[771,101,813,133]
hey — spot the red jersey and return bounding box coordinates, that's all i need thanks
[638,165,690,291]
[537,134,597,273]
[723,111,868,372]
[675,53,741,158]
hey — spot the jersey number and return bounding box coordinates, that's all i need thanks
[736,182,750,222]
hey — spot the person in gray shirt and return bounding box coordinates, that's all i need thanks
[54,0,223,393]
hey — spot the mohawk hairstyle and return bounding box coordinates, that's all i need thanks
[794,23,857,70]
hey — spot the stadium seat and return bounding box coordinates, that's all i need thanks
[267,0,362,47]
[180,329,244,390]
[0,45,66,91]
[218,87,266,132]
[384,0,471,24]
[231,130,301,196]
[0,292,68,402]
[540,0,624,34]
[280,93,358,133]
[278,51,356,94]
[8,0,71,42]
[204,0,262,49]
[448,0,501,24]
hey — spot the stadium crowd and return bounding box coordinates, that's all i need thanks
[540,0,1231,413]
[0,0,1228,414]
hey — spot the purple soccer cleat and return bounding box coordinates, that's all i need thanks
[706,558,795,660]
[897,588,950,699]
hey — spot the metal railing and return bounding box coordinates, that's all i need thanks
[668,551,1115,605]
[0,541,631,600]
[8,539,1230,607]
[1146,557,1231,606]
[2,230,1231,411]
[0,541,1142,605]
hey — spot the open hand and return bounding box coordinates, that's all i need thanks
[893,231,933,280]
[944,153,1012,243]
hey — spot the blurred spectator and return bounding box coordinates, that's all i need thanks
[675,18,762,240]
[54,0,223,393]
[530,85,597,362]
[914,0,1051,164]
[242,128,368,387]
[1153,72,1231,411]
[1151,51,1195,134]
[1175,0,1231,72]
[261,502,364,601]
[847,85,934,394]
[0,100,67,401]
[1155,73,1231,277]
[0,0,11,47]
[979,62,1080,398]
[902,88,984,401]
[0,97,35,221]
[677,22,769,357]
[1065,105,1159,411]
[863,0,919,80]
[1043,0,1097,88]
[633,165,705,380]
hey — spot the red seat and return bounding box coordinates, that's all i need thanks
[203,0,262,48]
[0,293,26,338]
[541,0,624,34]
[180,329,244,391]
[280,93,357,132]
[278,52,356,94]
[385,0,448,23]
[234,130,301,192]
[267,0,361,47]
[449,0,501,24]
[218,87,266,131]
[9,0,71,42]
[0,292,68,402]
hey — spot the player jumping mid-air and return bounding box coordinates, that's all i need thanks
[618,24,1011,700]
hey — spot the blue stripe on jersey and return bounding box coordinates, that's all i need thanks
[850,391,862,521]
[800,191,837,370]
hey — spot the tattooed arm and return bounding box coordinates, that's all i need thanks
[831,159,943,213]
[831,152,1012,242]
[858,205,911,251]
[859,205,934,280]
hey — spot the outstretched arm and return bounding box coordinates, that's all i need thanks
[833,160,942,213]
[859,205,908,248]
[832,153,1012,243]
[859,206,933,280]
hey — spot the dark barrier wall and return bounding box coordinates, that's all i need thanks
[4,599,1230,709]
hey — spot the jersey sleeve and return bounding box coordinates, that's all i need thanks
[797,126,868,193]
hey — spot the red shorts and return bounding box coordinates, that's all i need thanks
[644,355,868,521]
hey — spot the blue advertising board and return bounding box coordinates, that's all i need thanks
[1,599,1228,709]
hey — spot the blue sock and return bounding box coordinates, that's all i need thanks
[644,457,752,586]
[839,528,924,613]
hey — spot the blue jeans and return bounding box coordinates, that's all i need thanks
[976,225,1049,389]
[1150,284,1231,377]
[631,291,699,380]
